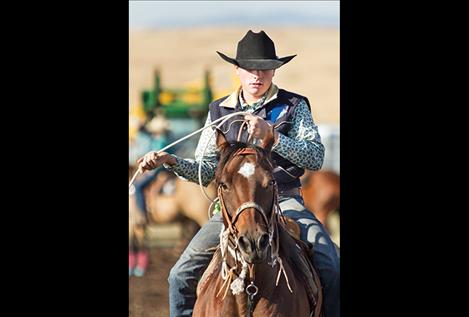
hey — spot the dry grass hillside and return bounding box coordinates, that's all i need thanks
[129,27,339,124]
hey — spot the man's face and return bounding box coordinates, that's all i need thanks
[236,67,275,99]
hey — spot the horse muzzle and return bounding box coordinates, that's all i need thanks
[237,232,270,264]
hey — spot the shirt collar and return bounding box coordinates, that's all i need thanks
[218,84,279,109]
[239,91,267,111]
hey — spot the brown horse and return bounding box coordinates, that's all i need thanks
[129,167,216,276]
[301,170,340,231]
[194,132,323,317]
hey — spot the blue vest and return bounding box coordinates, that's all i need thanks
[209,88,310,192]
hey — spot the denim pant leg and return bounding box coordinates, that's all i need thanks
[168,213,223,317]
[134,168,163,213]
[280,195,340,317]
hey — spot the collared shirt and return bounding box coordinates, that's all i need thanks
[239,90,267,113]
[164,84,324,186]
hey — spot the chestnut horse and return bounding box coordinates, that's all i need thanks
[194,132,323,317]
[301,170,340,231]
[129,167,216,276]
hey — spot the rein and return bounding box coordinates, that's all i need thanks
[217,147,274,237]
[129,111,248,190]
[216,147,293,317]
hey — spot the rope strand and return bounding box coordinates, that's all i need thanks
[129,111,248,189]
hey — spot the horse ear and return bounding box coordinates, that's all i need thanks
[216,128,228,149]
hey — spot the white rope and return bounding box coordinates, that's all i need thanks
[128,111,247,190]
[219,224,230,281]
[207,196,220,220]
[197,112,248,202]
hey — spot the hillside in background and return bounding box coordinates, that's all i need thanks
[129,27,339,124]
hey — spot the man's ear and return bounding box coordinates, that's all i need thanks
[216,128,229,149]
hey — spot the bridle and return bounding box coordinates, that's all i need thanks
[217,147,277,237]
[216,146,293,317]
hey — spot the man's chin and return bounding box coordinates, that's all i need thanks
[247,89,266,98]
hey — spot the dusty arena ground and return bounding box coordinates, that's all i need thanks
[129,224,195,317]
[129,246,179,317]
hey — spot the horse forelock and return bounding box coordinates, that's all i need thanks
[215,141,276,242]
[215,142,272,184]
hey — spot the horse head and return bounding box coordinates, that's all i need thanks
[214,130,277,264]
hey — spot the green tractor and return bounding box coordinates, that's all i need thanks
[141,69,212,123]
[139,69,214,157]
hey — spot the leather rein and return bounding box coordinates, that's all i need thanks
[216,147,291,317]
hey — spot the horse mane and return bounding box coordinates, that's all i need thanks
[214,141,273,183]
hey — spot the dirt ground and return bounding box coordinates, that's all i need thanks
[129,246,180,317]
[129,222,199,317]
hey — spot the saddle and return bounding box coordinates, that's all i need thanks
[279,218,324,317]
[282,216,301,240]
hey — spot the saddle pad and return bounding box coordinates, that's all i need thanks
[283,216,301,241]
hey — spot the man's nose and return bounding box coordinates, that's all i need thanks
[252,70,261,77]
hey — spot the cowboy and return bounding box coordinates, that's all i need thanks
[137,30,340,317]
[131,114,174,217]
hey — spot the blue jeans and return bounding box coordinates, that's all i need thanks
[168,195,340,317]
[134,168,163,214]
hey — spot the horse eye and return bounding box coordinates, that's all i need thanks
[269,179,276,186]
[220,182,229,190]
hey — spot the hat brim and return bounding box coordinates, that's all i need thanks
[217,51,296,70]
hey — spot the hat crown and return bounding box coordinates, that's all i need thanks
[236,30,277,60]
[216,30,295,70]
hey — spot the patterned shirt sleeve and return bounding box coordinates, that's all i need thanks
[163,115,218,186]
[271,99,324,170]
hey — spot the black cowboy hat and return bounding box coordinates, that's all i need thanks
[216,30,296,70]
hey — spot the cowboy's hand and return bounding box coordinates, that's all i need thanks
[244,114,274,139]
[136,151,176,173]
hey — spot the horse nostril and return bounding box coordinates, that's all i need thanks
[238,235,251,252]
[258,233,270,249]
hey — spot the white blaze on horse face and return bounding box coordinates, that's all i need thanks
[238,162,256,178]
